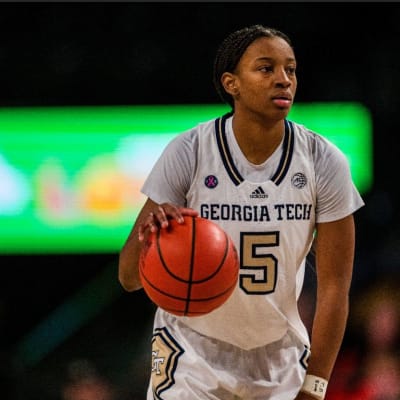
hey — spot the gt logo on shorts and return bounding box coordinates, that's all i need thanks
[300,344,311,370]
[151,327,184,399]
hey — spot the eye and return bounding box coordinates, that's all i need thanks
[286,66,296,75]
[259,65,273,73]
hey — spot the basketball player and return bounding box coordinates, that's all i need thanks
[119,25,364,400]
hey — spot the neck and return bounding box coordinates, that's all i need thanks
[231,113,285,165]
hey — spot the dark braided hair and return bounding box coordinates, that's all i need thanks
[213,25,293,109]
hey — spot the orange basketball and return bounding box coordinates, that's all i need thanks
[139,216,239,317]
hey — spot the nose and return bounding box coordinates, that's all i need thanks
[275,68,291,87]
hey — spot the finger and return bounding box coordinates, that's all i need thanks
[175,207,199,223]
[148,212,158,232]
[138,223,146,242]
[169,206,185,224]
[138,212,157,241]
[169,206,199,223]
[156,203,183,224]
[157,206,169,228]
[179,207,199,217]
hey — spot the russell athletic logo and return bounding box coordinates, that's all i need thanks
[250,186,268,199]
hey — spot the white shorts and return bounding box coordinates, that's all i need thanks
[146,310,310,400]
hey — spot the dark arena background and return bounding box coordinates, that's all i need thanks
[1,3,400,399]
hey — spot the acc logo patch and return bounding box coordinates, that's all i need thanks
[291,172,307,189]
[151,327,184,399]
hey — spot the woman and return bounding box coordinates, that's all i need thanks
[119,25,364,400]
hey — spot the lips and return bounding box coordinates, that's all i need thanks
[272,98,292,108]
[272,93,292,108]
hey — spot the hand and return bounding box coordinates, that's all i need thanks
[138,203,198,241]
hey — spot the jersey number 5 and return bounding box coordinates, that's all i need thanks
[239,231,279,294]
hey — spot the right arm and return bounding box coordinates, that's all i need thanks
[119,128,198,291]
[118,198,198,292]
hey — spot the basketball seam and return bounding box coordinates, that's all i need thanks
[185,217,196,315]
[154,219,231,284]
[140,216,238,317]
[139,267,237,302]
[164,278,238,316]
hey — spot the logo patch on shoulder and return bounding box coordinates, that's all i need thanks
[151,327,184,399]
[204,175,218,189]
[291,172,307,189]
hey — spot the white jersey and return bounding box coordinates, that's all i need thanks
[141,114,364,350]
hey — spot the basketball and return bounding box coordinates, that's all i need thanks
[139,216,239,317]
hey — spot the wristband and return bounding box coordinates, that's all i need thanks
[300,374,328,399]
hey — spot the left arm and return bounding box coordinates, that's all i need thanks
[295,214,356,399]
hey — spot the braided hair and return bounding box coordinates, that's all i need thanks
[213,25,293,109]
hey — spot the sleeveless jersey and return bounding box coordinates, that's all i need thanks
[142,114,364,350]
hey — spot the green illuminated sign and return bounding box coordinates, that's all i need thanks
[0,103,372,253]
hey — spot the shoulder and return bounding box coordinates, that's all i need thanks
[291,121,349,167]
[290,123,365,221]
[166,118,215,153]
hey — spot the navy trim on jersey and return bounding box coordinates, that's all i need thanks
[271,119,295,185]
[214,116,295,186]
[215,114,244,186]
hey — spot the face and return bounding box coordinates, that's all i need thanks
[222,36,297,121]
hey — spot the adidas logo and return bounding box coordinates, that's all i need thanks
[250,186,268,199]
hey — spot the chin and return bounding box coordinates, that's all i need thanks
[273,108,291,120]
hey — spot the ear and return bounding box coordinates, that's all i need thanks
[221,72,239,96]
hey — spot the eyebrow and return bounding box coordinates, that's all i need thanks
[255,56,297,63]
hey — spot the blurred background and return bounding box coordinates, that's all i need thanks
[0,2,399,399]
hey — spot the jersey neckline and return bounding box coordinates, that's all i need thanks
[214,114,295,186]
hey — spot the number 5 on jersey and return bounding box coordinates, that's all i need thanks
[239,232,279,294]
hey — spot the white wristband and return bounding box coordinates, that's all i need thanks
[300,374,328,399]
